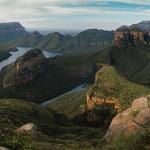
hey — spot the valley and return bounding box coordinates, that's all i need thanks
[0,21,150,150]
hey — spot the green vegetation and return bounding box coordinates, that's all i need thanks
[0,132,35,150]
[47,89,88,119]
[110,44,150,84]
[103,128,150,150]
[0,47,110,103]
[0,99,56,131]
[130,109,140,117]
[0,99,107,150]
[89,66,150,109]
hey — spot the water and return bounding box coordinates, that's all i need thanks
[41,83,87,107]
[0,47,62,71]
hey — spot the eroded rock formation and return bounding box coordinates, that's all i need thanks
[115,29,150,46]
[86,94,121,126]
[115,26,150,46]
[86,94,121,112]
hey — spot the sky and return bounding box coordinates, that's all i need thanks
[0,0,150,31]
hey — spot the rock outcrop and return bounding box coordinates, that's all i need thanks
[2,49,48,88]
[105,96,150,142]
[86,94,121,112]
[16,123,37,135]
[115,29,150,47]
[115,22,150,46]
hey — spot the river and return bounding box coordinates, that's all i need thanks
[0,47,62,71]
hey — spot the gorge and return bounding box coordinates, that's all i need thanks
[0,21,150,150]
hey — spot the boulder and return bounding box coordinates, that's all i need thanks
[106,96,150,142]
[15,123,37,135]
[0,147,10,150]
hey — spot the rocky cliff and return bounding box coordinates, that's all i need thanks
[115,21,150,46]
[115,28,150,46]
[85,66,150,126]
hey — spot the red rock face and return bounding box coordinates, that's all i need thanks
[115,30,150,46]
[86,94,121,112]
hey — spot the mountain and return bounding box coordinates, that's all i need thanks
[18,31,43,47]
[19,29,114,54]
[130,21,150,31]
[112,21,150,84]
[60,29,114,54]
[0,22,114,55]
[0,22,27,43]
[36,32,71,50]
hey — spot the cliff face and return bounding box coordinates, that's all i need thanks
[85,66,150,126]
[115,22,150,46]
[115,30,150,46]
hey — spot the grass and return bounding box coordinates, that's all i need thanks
[0,99,57,133]
[0,99,107,150]
[103,128,150,150]
[130,109,140,117]
[47,86,90,119]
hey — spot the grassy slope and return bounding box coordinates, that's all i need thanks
[103,128,150,150]
[47,87,89,119]
[89,66,150,109]
[0,99,106,150]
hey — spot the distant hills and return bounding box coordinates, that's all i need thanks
[0,22,114,54]
[17,28,114,54]
[0,22,27,43]
[118,20,150,31]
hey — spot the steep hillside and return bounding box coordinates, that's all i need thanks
[88,66,150,110]
[111,21,150,84]
[47,86,89,120]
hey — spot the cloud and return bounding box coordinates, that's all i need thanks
[0,0,150,30]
